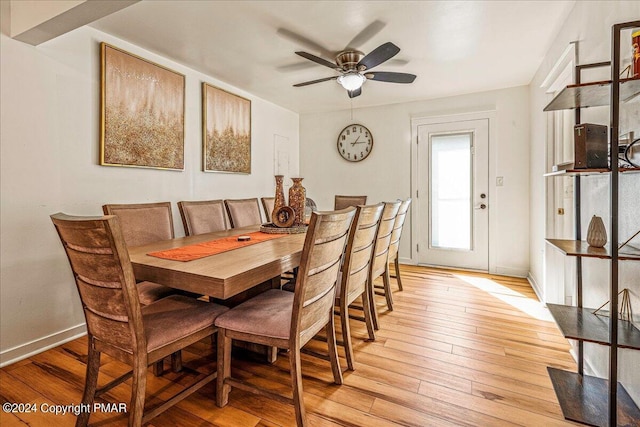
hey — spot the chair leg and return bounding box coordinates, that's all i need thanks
[216,330,232,407]
[289,344,308,427]
[129,357,147,427]
[171,351,182,372]
[383,266,394,311]
[340,303,355,371]
[76,342,100,427]
[361,290,376,341]
[152,359,163,376]
[326,314,344,384]
[368,276,380,331]
[394,256,403,291]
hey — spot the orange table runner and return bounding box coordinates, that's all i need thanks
[148,231,286,262]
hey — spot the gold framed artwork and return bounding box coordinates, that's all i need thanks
[100,42,185,170]
[202,83,251,173]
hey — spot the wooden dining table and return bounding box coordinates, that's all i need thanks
[128,225,307,300]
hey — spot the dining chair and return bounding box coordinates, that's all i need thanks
[224,198,263,228]
[387,198,412,291]
[261,196,275,223]
[50,213,228,427]
[367,201,401,330]
[215,208,356,427]
[334,195,367,210]
[102,201,193,374]
[178,199,228,236]
[335,203,384,371]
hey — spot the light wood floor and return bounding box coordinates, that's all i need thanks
[0,265,580,426]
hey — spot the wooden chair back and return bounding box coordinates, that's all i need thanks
[224,198,262,228]
[340,203,384,306]
[388,198,412,262]
[51,214,144,357]
[370,201,402,278]
[102,202,174,247]
[261,197,275,223]
[178,200,227,236]
[292,208,356,347]
[334,195,367,210]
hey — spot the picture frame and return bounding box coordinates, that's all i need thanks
[202,83,251,173]
[100,42,185,170]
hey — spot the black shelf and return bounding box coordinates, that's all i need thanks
[548,368,640,427]
[547,304,640,350]
[544,167,640,177]
[543,77,640,111]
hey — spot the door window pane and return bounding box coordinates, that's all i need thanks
[430,133,472,250]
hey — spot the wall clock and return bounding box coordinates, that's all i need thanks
[337,124,373,162]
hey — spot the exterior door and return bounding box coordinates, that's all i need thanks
[417,119,489,270]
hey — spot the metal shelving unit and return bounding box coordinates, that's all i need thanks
[543,20,640,427]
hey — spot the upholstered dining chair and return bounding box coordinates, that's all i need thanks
[215,208,356,427]
[335,203,384,371]
[387,198,412,291]
[178,199,228,236]
[367,201,401,330]
[50,213,228,427]
[334,195,367,210]
[102,202,191,374]
[261,197,275,223]
[224,198,263,228]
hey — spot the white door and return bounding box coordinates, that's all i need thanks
[417,119,489,270]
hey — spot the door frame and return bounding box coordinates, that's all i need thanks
[410,110,497,273]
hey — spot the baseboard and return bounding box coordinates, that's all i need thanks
[0,323,87,368]
[398,257,416,265]
[493,266,528,278]
[527,272,544,302]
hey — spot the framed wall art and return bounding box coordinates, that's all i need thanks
[100,42,185,170]
[202,83,251,173]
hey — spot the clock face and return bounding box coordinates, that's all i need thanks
[337,124,373,162]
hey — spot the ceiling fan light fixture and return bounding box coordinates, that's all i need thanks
[337,72,365,91]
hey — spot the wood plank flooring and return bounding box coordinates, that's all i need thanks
[0,265,581,426]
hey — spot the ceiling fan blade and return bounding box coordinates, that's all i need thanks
[295,51,338,70]
[358,42,400,70]
[277,28,334,58]
[348,88,362,98]
[293,76,338,87]
[345,20,386,50]
[365,71,416,84]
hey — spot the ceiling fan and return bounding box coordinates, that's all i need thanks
[292,41,417,98]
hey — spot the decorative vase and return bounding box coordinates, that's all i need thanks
[272,175,286,224]
[587,215,607,248]
[288,178,306,226]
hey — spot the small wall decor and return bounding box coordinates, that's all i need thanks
[100,43,185,170]
[586,215,607,247]
[202,83,251,173]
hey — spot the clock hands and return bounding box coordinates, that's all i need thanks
[351,136,367,146]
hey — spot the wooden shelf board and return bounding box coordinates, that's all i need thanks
[547,304,640,350]
[548,368,640,427]
[544,167,640,177]
[545,239,640,261]
[544,78,640,111]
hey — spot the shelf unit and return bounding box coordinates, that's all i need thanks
[543,21,640,427]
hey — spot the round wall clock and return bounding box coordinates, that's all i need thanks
[337,124,373,162]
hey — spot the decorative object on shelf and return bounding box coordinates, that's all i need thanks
[586,215,607,247]
[619,228,640,251]
[337,124,373,162]
[100,43,185,170]
[260,222,307,234]
[288,178,306,226]
[272,206,295,228]
[592,289,633,322]
[573,123,608,169]
[202,83,251,173]
[272,175,286,221]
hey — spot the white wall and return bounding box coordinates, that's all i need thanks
[528,1,640,404]
[300,86,530,277]
[0,24,299,365]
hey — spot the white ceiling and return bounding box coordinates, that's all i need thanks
[90,0,575,114]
